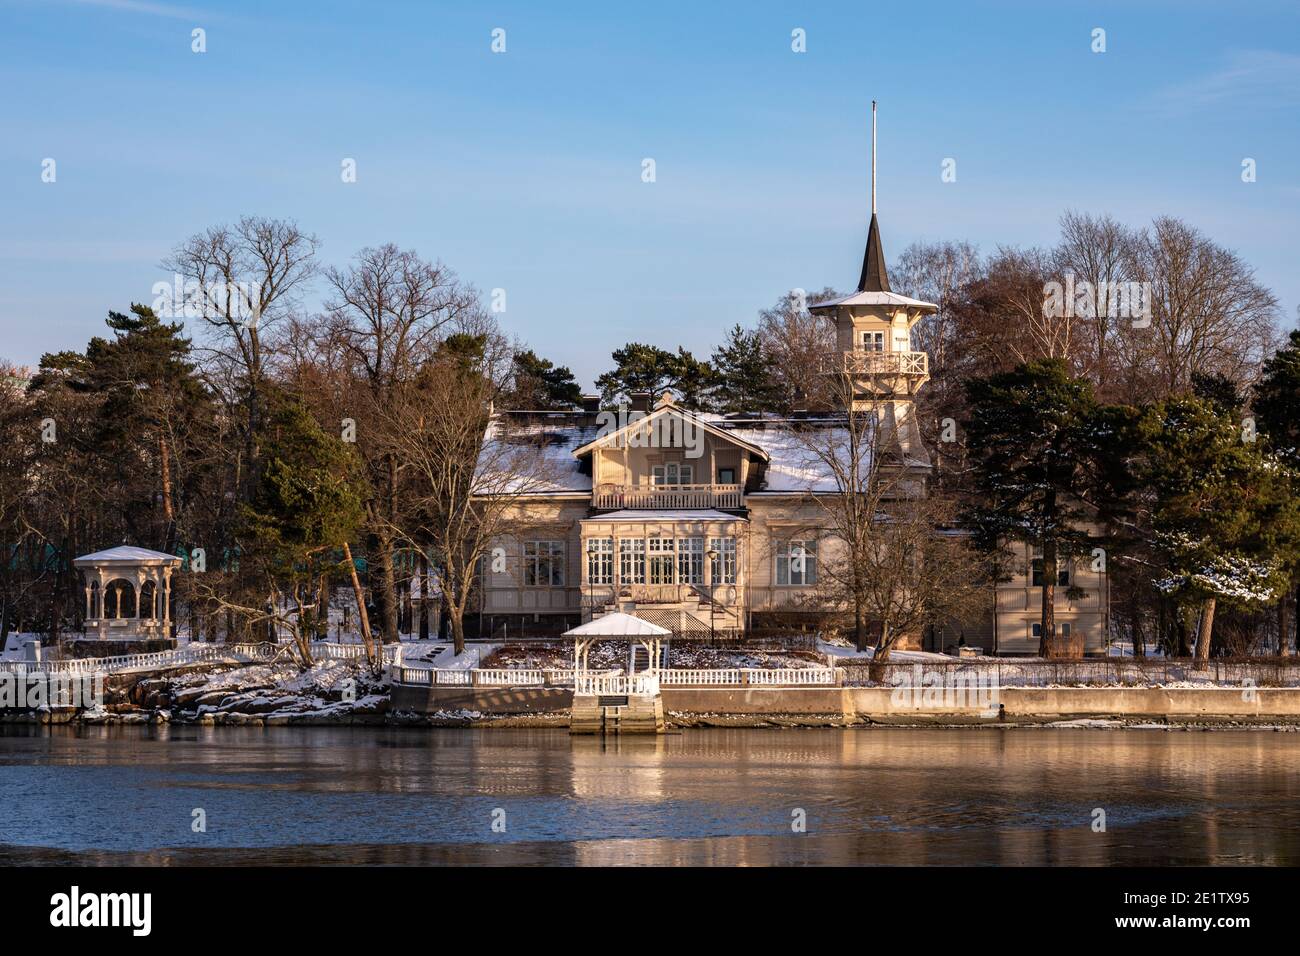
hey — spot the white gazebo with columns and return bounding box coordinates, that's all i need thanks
[73,545,181,642]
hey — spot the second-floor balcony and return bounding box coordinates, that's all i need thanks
[824,349,929,377]
[593,483,743,511]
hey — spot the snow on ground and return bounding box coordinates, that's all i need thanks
[817,638,956,662]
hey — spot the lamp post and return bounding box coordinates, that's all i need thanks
[707,547,719,644]
[585,540,598,623]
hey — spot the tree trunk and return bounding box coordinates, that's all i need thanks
[1292,581,1300,657]
[1039,538,1056,657]
[868,623,892,682]
[1194,597,1216,671]
[368,531,400,646]
[292,588,314,668]
[448,604,465,656]
[1280,593,1292,658]
[853,600,867,653]
[1129,594,1144,658]
[341,542,376,669]
[418,550,430,641]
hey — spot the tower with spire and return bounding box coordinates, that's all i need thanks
[810,100,936,461]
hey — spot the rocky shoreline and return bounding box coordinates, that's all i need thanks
[6,658,1300,731]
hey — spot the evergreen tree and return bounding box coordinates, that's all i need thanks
[507,349,582,409]
[708,324,784,413]
[1134,395,1298,665]
[1253,328,1300,653]
[963,359,1118,656]
[239,390,367,666]
[595,343,717,410]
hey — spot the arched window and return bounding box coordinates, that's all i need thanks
[105,579,137,619]
[139,580,157,620]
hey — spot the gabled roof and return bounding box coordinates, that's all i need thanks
[572,397,770,462]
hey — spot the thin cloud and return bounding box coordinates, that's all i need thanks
[58,0,208,19]
[1146,49,1300,115]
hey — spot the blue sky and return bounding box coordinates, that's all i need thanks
[2,0,1298,389]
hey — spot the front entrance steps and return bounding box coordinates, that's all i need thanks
[570,692,665,734]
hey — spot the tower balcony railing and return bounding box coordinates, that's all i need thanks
[824,349,929,377]
[592,483,743,510]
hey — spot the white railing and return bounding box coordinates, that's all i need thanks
[574,673,661,696]
[829,350,929,377]
[0,638,416,678]
[659,667,837,686]
[389,665,839,690]
[308,641,402,664]
[593,483,743,510]
[0,642,279,676]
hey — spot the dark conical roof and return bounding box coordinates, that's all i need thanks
[856,213,890,293]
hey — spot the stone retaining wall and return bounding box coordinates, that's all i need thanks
[392,682,1300,720]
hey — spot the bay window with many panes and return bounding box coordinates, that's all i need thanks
[619,538,646,585]
[708,537,736,585]
[586,538,612,585]
[648,537,676,584]
[676,537,703,585]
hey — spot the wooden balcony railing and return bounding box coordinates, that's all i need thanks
[825,350,929,376]
[593,483,743,510]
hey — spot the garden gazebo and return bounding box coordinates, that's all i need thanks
[73,545,181,645]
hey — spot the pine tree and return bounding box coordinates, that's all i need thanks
[963,359,1117,656]
[239,390,368,667]
[1253,327,1300,653]
[595,343,717,410]
[1134,394,1297,666]
[709,325,784,413]
[507,349,582,409]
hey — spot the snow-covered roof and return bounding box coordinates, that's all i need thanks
[720,424,851,493]
[476,419,601,494]
[582,509,747,522]
[73,545,183,567]
[564,612,671,637]
[809,290,938,312]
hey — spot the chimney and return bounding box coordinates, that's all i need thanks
[629,391,651,413]
[580,394,600,413]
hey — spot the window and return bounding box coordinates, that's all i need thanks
[586,538,612,585]
[524,540,565,587]
[1031,549,1071,587]
[776,539,818,586]
[648,537,676,585]
[859,330,885,352]
[619,538,646,585]
[677,537,703,585]
[717,467,736,485]
[652,462,693,485]
[709,537,736,585]
[1031,622,1071,640]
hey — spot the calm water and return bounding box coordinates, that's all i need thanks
[1,725,1298,865]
